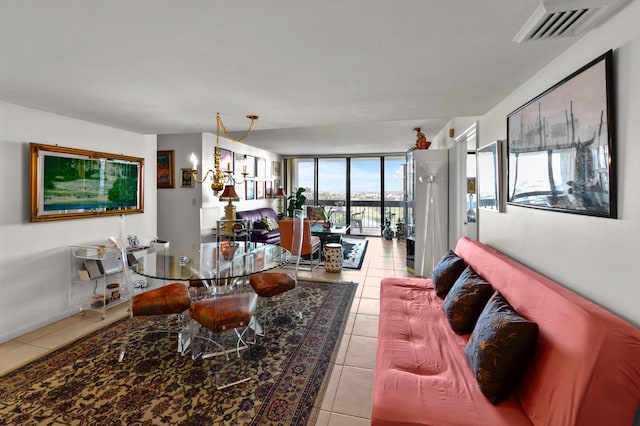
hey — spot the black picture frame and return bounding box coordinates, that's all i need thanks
[507,50,616,218]
[477,140,504,212]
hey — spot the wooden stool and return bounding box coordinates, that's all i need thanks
[324,243,343,273]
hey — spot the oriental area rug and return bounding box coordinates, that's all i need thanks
[0,280,357,425]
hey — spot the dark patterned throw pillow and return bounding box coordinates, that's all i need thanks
[442,266,493,334]
[464,291,538,404]
[432,250,467,298]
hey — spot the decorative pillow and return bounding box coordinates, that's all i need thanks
[432,250,467,298]
[253,220,268,230]
[263,217,278,231]
[465,291,539,404]
[442,266,493,334]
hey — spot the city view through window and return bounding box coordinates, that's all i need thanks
[292,157,405,236]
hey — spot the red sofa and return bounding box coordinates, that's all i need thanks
[372,237,640,426]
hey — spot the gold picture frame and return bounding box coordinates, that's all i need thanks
[30,143,144,222]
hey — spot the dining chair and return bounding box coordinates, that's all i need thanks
[188,219,259,388]
[248,209,304,336]
[279,215,321,270]
[117,216,192,363]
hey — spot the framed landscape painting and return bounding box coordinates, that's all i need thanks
[30,143,144,222]
[507,50,616,218]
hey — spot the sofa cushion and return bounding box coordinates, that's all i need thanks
[253,220,268,230]
[443,266,493,334]
[465,291,538,405]
[264,217,278,231]
[432,250,466,298]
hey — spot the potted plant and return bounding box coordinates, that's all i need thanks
[286,187,307,217]
[321,206,335,228]
[382,210,395,240]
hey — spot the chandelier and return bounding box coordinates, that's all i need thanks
[190,112,259,195]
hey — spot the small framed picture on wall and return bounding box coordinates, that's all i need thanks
[256,181,265,199]
[257,157,266,177]
[180,168,194,187]
[265,181,273,198]
[245,180,255,200]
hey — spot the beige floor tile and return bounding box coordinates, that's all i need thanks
[315,410,331,426]
[360,286,380,300]
[332,366,374,418]
[14,315,84,344]
[364,269,391,279]
[352,314,379,338]
[334,333,351,365]
[357,298,380,316]
[363,277,382,288]
[0,344,51,374]
[344,335,377,369]
[327,413,370,425]
[344,313,356,335]
[0,339,26,356]
[321,364,343,411]
[350,298,360,314]
[28,317,113,350]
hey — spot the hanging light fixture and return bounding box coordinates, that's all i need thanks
[191,112,259,195]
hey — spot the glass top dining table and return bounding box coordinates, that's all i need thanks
[131,242,290,283]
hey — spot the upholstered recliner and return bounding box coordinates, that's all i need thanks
[236,208,281,245]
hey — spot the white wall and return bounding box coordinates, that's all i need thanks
[478,0,640,326]
[0,102,157,343]
[157,132,281,251]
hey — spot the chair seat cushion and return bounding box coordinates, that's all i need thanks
[189,293,258,333]
[133,282,191,316]
[249,272,296,297]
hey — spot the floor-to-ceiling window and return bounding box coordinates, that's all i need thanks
[350,158,381,236]
[287,154,406,236]
[318,158,347,225]
[384,156,406,237]
[292,158,315,204]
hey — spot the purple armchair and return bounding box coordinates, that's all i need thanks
[236,208,281,245]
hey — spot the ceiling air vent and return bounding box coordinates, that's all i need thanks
[513,0,621,42]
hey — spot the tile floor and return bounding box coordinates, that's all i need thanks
[0,237,410,425]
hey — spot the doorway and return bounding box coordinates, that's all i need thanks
[454,123,479,241]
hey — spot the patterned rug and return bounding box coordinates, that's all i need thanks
[0,280,357,425]
[341,237,368,269]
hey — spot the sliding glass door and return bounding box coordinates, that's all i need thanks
[318,159,347,225]
[350,158,381,236]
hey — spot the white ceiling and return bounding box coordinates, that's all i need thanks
[0,0,593,155]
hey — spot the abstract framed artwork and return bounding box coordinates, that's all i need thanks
[477,141,504,212]
[507,50,616,218]
[30,143,144,222]
[256,181,265,199]
[157,150,174,188]
[245,180,255,200]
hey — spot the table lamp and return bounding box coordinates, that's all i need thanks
[219,184,240,234]
[275,187,286,216]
